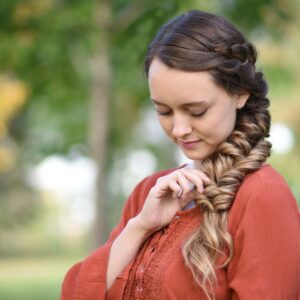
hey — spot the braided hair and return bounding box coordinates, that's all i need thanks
[144,10,272,300]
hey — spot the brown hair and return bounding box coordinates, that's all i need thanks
[144,10,271,299]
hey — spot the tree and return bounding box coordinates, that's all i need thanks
[0,0,298,251]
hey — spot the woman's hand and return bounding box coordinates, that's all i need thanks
[134,166,211,233]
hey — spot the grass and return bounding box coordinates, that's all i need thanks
[0,256,83,300]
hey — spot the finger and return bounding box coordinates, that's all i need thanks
[178,194,184,209]
[158,178,182,198]
[192,170,211,184]
[175,172,197,198]
[181,168,211,188]
[180,194,196,209]
[182,166,211,183]
[164,179,183,199]
[152,177,182,199]
[176,186,183,199]
[178,169,204,193]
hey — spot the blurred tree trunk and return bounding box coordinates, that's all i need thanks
[89,0,112,246]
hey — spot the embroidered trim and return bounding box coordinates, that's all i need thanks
[123,208,202,299]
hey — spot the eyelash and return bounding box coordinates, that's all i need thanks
[156,110,207,117]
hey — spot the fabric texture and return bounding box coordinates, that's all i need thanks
[60,164,300,300]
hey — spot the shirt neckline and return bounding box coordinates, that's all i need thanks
[176,205,201,217]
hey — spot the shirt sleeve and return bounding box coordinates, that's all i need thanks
[60,174,154,300]
[227,173,300,300]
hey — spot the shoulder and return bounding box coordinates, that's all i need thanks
[237,163,294,200]
[241,163,290,189]
[60,262,82,300]
[228,163,299,232]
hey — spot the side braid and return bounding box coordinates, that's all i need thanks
[183,137,271,300]
[182,42,271,300]
[182,90,272,300]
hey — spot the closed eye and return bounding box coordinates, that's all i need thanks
[155,111,171,116]
[156,110,207,117]
[191,110,207,117]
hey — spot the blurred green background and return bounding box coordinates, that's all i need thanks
[0,0,299,299]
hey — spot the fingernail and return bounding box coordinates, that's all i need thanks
[177,189,183,199]
[189,183,196,191]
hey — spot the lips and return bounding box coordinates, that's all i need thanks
[179,139,201,149]
[179,140,201,144]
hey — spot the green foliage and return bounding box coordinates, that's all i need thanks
[263,64,295,99]
[0,183,39,230]
[0,0,94,161]
[1,0,296,162]
[0,0,299,252]
[218,0,294,37]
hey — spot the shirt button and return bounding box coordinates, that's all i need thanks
[136,265,145,278]
[139,265,145,271]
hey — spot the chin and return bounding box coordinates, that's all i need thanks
[182,151,209,161]
[182,147,216,161]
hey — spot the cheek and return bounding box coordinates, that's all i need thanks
[214,112,236,140]
[198,110,236,141]
[158,118,172,135]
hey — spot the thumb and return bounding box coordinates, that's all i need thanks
[180,190,196,209]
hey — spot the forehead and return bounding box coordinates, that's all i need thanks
[148,57,222,104]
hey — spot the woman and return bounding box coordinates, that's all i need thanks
[60,10,300,300]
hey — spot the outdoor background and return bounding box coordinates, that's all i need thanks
[0,0,299,299]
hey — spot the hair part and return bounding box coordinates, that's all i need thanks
[144,10,271,300]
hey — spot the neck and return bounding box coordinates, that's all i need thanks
[193,160,203,171]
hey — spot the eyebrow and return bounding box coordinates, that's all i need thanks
[150,98,207,107]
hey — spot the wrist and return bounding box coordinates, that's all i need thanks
[128,215,155,237]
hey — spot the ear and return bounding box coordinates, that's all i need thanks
[236,93,250,109]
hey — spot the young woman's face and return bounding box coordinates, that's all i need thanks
[148,57,247,162]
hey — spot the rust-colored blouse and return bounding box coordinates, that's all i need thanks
[60,164,300,300]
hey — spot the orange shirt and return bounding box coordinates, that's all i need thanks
[60,164,300,300]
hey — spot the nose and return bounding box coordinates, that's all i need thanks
[172,114,192,139]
